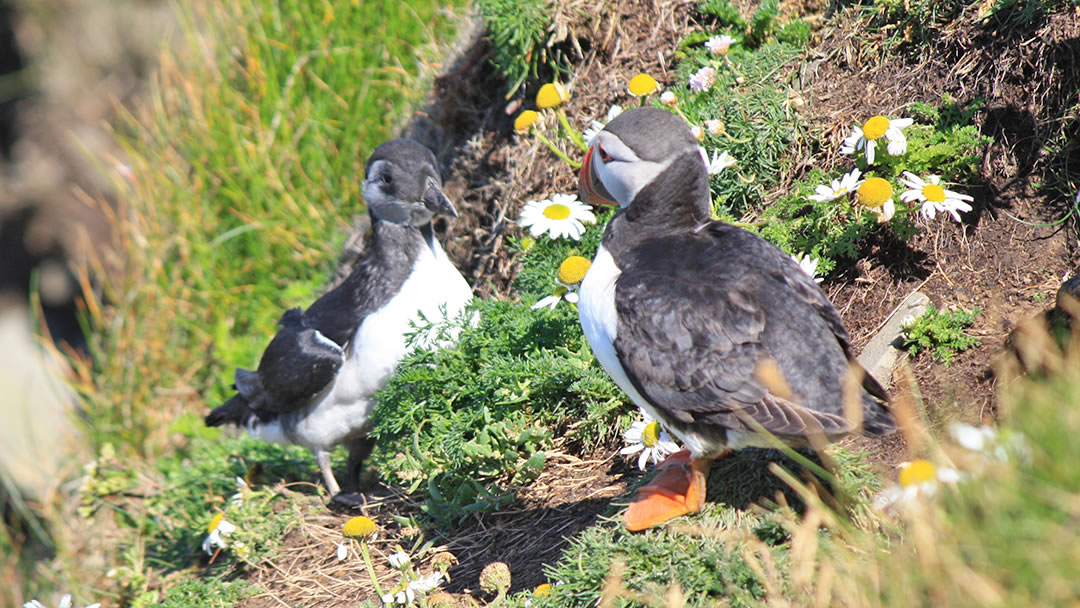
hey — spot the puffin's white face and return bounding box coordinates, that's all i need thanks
[581,131,674,208]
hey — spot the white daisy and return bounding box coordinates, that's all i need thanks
[948,422,1030,464]
[807,168,863,202]
[202,512,237,555]
[408,572,444,595]
[703,149,736,175]
[24,595,100,608]
[519,194,597,240]
[228,476,247,508]
[856,176,897,223]
[840,115,913,165]
[531,256,591,310]
[705,35,736,54]
[388,551,411,569]
[620,413,680,470]
[898,172,973,222]
[872,459,961,512]
[688,66,717,93]
[791,253,824,283]
[582,105,623,145]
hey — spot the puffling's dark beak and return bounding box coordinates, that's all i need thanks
[579,146,618,207]
[422,178,458,218]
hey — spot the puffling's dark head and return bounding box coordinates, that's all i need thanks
[364,139,457,227]
[579,107,702,209]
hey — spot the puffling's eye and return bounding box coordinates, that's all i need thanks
[597,144,613,163]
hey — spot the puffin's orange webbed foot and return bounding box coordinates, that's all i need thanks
[624,449,709,532]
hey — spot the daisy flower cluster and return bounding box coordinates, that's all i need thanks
[815,114,975,226]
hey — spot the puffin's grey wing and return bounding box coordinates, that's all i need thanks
[245,308,345,416]
[612,226,873,437]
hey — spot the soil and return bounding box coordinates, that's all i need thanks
[249,0,1080,605]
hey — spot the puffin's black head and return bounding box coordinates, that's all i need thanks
[364,139,457,227]
[579,107,704,212]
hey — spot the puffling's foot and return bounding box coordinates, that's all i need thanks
[331,492,368,508]
[623,449,710,532]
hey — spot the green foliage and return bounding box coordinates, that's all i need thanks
[372,220,631,526]
[673,41,803,218]
[777,19,813,46]
[698,0,745,27]
[902,305,981,365]
[517,515,769,607]
[158,578,252,607]
[746,0,780,48]
[477,0,562,94]
[758,169,902,276]
[875,97,992,182]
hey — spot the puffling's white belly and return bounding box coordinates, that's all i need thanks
[266,243,473,452]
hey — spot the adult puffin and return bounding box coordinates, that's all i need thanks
[206,139,473,507]
[577,107,895,531]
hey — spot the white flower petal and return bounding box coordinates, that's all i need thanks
[337,542,348,561]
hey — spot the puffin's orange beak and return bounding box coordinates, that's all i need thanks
[579,146,618,207]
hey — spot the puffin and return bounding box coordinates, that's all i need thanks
[576,107,895,531]
[205,139,474,507]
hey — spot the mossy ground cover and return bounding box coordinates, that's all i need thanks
[9,0,1080,606]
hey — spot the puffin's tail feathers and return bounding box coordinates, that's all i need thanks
[205,393,252,428]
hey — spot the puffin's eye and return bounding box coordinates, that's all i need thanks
[597,145,613,163]
[380,173,393,185]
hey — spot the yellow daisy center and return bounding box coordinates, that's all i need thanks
[899,459,937,488]
[514,110,539,133]
[207,512,225,533]
[557,255,591,285]
[628,73,659,96]
[857,177,893,208]
[922,183,946,202]
[343,515,377,539]
[534,583,552,596]
[536,82,569,109]
[543,203,571,220]
[862,115,891,140]
[642,421,661,448]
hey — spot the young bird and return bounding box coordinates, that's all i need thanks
[206,139,473,507]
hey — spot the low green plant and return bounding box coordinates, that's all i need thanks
[371,219,631,526]
[902,305,981,365]
[478,0,566,95]
[672,39,804,218]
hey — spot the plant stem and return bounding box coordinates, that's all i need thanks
[556,109,588,151]
[532,129,581,169]
[359,540,386,598]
